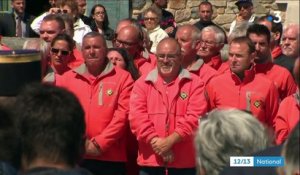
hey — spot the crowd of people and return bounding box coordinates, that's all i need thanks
[0,0,299,175]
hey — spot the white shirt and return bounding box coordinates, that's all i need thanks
[229,14,256,35]
[31,13,92,46]
[147,26,168,53]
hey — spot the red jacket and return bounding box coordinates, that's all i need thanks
[203,54,230,74]
[205,66,279,128]
[188,58,217,85]
[255,62,296,100]
[275,90,300,145]
[68,48,84,69]
[134,56,154,76]
[56,62,134,162]
[0,44,11,50]
[129,69,207,168]
[141,50,157,67]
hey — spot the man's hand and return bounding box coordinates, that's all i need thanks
[151,137,173,156]
[48,7,61,14]
[85,139,101,156]
[150,133,181,156]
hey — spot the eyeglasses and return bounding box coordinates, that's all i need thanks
[156,54,179,61]
[57,9,69,14]
[115,39,138,48]
[51,48,70,56]
[200,40,218,47]
[144,17,157,21]
[94,11,105,16]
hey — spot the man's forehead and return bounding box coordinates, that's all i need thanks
[157,42,177,51]
[285,27,299,35]
[83,36,105,44]
[199,4,211,9]
[118,28,139,40]
[42,20,59,26]
[201,30,215,39]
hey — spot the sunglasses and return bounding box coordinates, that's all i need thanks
[144,17,157,21]
[57,9,69,14]
[51,48,70,56]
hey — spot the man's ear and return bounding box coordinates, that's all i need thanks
[194,40,201,50]
[250,51,256,63]
[274,31,281,42]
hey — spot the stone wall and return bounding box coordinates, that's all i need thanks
[132,0,287,33]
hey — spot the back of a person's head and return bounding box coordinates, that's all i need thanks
[22,167,93,175]
[0,106,20,170]
[195,109,270,175]
[15,83,85,169]
[279,122,300,175]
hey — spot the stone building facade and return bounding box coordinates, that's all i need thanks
[132,0,297,33]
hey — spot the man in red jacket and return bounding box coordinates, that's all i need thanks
[275,57,299,145]
[129,38,207,175]
[205,36,279,129]
[56,32,134,175]
[246,24,296,100]
[197,25,229,74]
[175,24,217,85]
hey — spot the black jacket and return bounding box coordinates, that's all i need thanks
[273,53,295,75]
[0,12,38,37]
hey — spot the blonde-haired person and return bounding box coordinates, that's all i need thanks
[23,38,49,77]
[143,6,168,53]
[195,109,270,175]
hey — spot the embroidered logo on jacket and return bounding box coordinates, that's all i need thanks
[106,89,113,96]
[253,100,262,108]
[180,92,188,100]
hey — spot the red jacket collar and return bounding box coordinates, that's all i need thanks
[231,64,256,84]
[272,46,283,60]
[255,62,273,73]
[134,56,150,68]
[204,54,222,70]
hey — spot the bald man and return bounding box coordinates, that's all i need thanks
[115,25,153,75]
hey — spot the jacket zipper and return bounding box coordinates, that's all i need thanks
[98,82,103,105]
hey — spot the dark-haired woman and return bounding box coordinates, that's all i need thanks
[89,4,114,40]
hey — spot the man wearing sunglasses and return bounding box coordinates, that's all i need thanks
[229,0,256,35]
